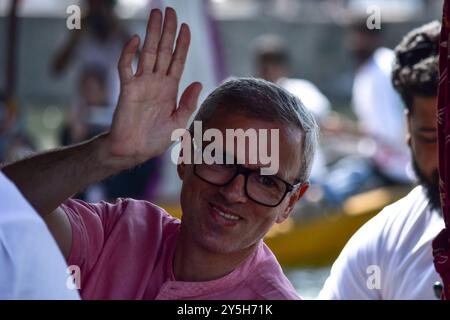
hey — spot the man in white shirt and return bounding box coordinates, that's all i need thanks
[319,21,443,300]
[0,171,79,299]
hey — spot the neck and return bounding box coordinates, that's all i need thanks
[173,226,258,282]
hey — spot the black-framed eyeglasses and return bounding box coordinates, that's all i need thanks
[193,163,303,207]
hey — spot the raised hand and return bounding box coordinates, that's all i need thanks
[106,7,202,168]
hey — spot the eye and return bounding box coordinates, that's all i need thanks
[258,175,277,187]
[417,134,437,144]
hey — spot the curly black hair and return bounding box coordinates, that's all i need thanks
[391,21,441,112]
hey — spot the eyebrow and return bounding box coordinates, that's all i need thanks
[227,152,291,181]
[204,147,292,181]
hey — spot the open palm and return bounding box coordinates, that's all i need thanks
[107,8,202,167]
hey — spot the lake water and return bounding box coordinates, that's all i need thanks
[285,266,332,299]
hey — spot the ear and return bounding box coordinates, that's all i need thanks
[276,182,309,224]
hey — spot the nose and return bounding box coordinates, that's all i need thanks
[218,174,247,204]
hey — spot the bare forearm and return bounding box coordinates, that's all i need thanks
[2,133,130,216]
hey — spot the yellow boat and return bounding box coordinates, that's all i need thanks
[158,185,410,268]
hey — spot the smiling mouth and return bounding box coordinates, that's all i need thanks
[209,203,243,222]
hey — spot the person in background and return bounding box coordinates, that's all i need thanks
[54,0,163,202]
[252,34,330,182]
[251,33,378,208]
[349,20,412,186]
[52,0,129,108]
[319,21,443,300]
[63,65,111,145]
[62,65,162,202]
[315,21,415,206]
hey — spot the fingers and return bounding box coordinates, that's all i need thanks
[154,7,178,74]
[176,82,203,125]
[136,9,162,76]
[118,35,140,83]
[133,7,191,78]
[168,23,191,80]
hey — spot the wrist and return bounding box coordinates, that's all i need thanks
[94,132,146,173]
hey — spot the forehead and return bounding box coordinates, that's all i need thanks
[202,110,304,180]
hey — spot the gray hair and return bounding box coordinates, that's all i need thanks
[188,77,319,183]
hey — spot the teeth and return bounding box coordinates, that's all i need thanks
[214,206,240,221]
[218,211,240,220]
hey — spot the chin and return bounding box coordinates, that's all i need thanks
[197,231,240,254]
[201,230,262,256]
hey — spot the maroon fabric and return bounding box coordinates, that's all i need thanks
[432,0,450,300]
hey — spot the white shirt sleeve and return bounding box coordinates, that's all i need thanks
[317,212,387,300]
[0,172,79,300]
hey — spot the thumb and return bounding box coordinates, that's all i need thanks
[175,82,202,126]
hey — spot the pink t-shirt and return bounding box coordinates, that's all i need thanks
[62,198,300,300]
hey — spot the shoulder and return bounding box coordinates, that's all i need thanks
[279,78,327,102]
[356,48,393,81]
[245,243,300,300]
[318,187,432,299]
[280,78,318,90]
[278,78,330,119]
[0,172,52,246]
[335,186,429,258]
[373,47,395,73]
[62,197,177,221]
[0,172,41,223]
[372,186,431,239]
[0,170,55,251]
[61,198,180,279]
[112,198,181,234]
[358,186,428,233]
[61,197,180,239]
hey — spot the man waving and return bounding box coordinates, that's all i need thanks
[3,8,317,299]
